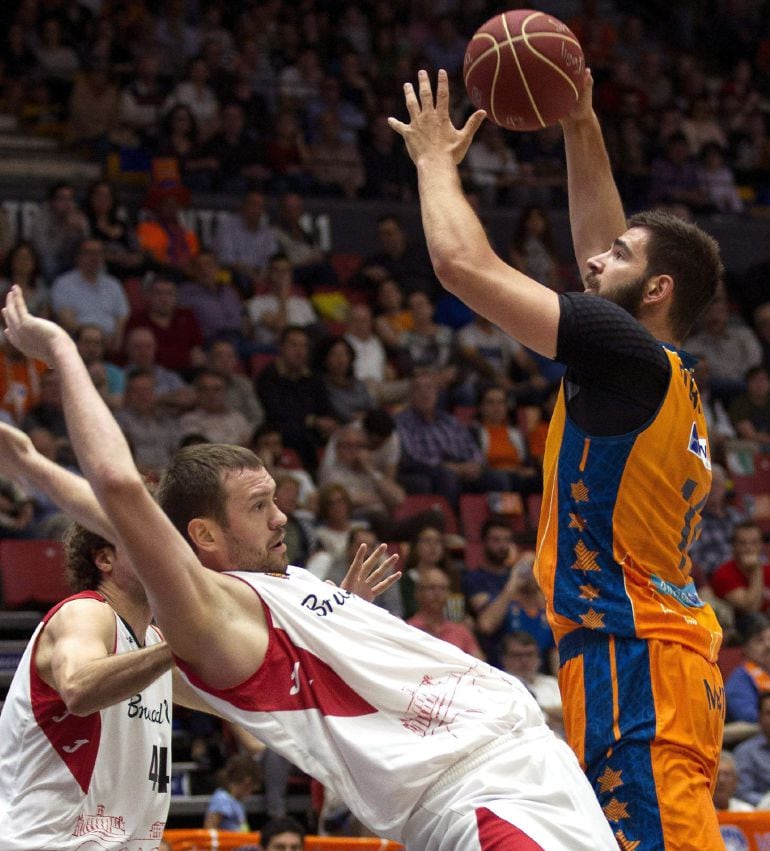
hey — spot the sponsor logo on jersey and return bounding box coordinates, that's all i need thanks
[127,694,171,725]
[688,422,711,471]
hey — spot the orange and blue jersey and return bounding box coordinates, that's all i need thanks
[535,343,722,661]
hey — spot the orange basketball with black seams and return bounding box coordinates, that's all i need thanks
[464,9,585,132]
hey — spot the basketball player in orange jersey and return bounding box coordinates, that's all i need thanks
[389,69,725,850]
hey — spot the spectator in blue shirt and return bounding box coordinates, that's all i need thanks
[734,691,770,805]
[726,618,770,723]
[203,753,260,832]
[51,238,129,353]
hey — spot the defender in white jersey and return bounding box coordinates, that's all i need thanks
[3,288,617,850]
[0,523,173,851]
[0,591,171,850]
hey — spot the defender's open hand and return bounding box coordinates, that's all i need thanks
[388,69,486,166]
[340,542,401,603]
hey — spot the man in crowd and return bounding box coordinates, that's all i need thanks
[395,371,508,508]
[51,238,129,353]
[125,275,206,376]
[214,190,279,294]
[407,564,481,657]
[734,691,770,807]
[711,521,770,637]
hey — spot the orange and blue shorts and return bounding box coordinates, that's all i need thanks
[558,629,725,851]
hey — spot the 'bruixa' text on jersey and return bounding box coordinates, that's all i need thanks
[535,345,723,662]
[0,592,172,850]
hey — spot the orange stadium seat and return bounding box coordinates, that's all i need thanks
[0,539,70,609]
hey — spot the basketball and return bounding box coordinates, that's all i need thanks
[463,9,585,132]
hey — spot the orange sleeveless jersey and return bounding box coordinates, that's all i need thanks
[534,346,723,662]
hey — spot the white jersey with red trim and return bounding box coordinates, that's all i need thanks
[175,567,544,840]
[0,592,172,850]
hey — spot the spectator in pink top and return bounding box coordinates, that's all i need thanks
[407,565,483,659]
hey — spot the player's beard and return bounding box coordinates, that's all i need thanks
[223,529,288,574]
[600,273,647,320]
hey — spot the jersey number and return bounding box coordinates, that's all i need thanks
[677,478,708,573]
[148,745,169,793]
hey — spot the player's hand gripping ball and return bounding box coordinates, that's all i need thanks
[464,9,585,131]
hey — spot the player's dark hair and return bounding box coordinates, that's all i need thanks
[362,408,395,439]
[261,816,306,847]
[481,516,513,540]
[223,753,260,787]
[156,444,263,546]
[502,630,539,651]
[62,522,113,592]
[628,210,723,343]
[731,519,763,544]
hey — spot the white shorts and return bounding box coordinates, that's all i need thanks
[401,726,616,851]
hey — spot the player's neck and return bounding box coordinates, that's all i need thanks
[98,582,153,643]
[641,309,679,349]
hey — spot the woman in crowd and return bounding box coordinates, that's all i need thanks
[508,204,563,293]
[400,525,465,623]
[305,483,368,580]
[0,241,49,317]
[316,335,373,423]
[472,384,542,498]
[84,180,143,278]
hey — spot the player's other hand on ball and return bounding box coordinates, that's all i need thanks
[559,68,594,128]
[2,285,70,365]
[388,69,486,167]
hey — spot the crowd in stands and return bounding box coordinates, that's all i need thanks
[3,0,770,834]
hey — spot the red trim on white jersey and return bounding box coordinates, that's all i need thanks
[30,591,107,794]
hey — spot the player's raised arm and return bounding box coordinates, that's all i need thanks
[389,69,560,359]
[0,422,115,542]
[560,70,628,276]
[2,287,230,662]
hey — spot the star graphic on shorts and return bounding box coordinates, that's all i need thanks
[614,830,641,851]
[579,584,600,601]
[568,512,587,531]
[572,540,601,572]
[579,608,605,630]
[597,766,623,793]
[571,479,589,502]
[603,798,630,821]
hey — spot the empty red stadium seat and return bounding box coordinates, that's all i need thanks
[329,252,363,285]
[0,539,70,609]
[459,494,490,542]
[249,352,275,379]
[393,494,458,535]
[717,645,745,682]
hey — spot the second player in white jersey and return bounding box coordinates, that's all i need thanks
[0,592,173,851]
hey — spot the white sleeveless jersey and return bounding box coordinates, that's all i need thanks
[0,591,172,850]
[176,567,544,840]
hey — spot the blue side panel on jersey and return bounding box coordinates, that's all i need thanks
[552,417,638,636]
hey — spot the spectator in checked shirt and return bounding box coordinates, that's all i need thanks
[395,372,507,508]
